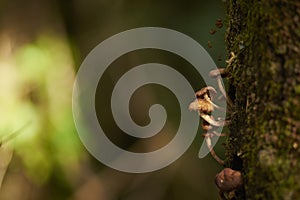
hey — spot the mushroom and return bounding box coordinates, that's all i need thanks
[195,86,224,111]
[189,85,229,166]
[215,168,243,192]
[209,68,233,108]
[195,86,217,100]
[200,113,230,127]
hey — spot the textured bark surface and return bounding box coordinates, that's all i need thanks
[225,0,300,199]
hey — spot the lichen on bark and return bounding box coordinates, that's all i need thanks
[225,0,300,199]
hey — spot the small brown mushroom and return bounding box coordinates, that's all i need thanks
[197,99,214,113]
[189,99,214,114]
[195,86,217,101]
[189,86,221,113]
[215,168,243,192]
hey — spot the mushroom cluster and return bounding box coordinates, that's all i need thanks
[189,68,231,166]
[189,68,245,198]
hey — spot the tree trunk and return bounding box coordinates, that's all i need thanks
[226,0,300,199]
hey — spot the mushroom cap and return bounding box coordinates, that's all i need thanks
[195,86,217,100]
[209,68,229,78]
[215,168,243,192]
[188,100,199,111]
[189,99,214,114]
[198,99,214,113]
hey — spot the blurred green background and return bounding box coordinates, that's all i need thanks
[0,0,227,199]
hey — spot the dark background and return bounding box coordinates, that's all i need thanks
[0,0,227,199]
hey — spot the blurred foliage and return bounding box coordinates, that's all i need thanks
[0,33,83,199]
[14,35,82,184]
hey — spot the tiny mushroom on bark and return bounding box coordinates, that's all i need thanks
[189,85,229,166]
[195,86,224,111]
[215,168,243,192]
[189,68,239,198]
[195,86,217,101]
[189,86,216,114]
[209,68,233,108]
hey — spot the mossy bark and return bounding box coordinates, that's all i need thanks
[225,0,300,199]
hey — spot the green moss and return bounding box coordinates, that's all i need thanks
[225,0,300,199]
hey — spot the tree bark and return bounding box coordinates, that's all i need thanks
[226,0,300,199]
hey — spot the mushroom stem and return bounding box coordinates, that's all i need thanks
[204,94,225,111]
[204,136,225,166]
[209,68,233,109]
[216,77,233,108]
[200,113,230,127]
